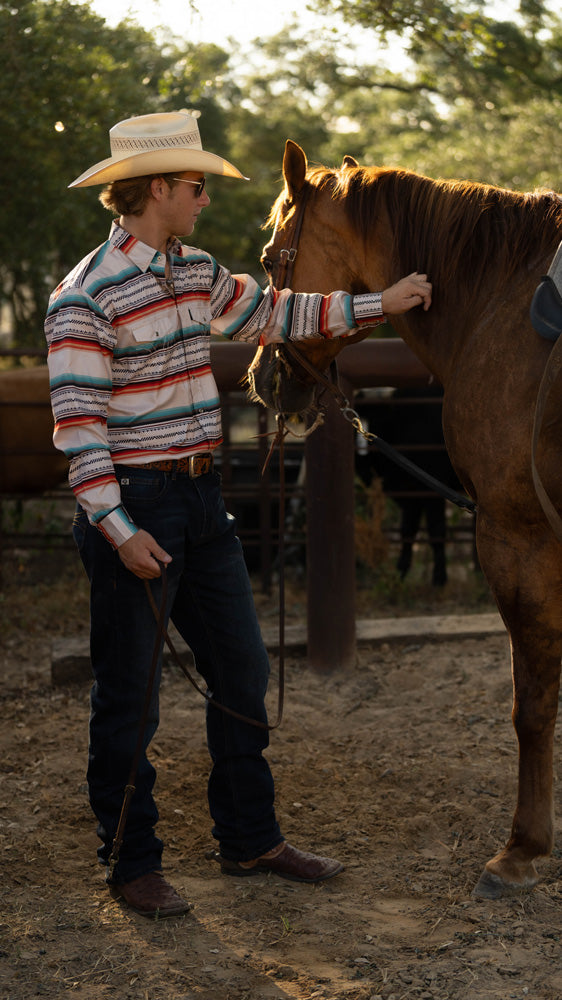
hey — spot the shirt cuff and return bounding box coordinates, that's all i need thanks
[97,505,138,549]
[352,291,384,325]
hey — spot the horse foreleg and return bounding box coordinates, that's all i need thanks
[472,522,562,899]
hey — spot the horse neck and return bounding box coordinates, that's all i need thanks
[362,184,561,390]
[356,207,456,386]
[292,193,458,386]
[388,312,461,389]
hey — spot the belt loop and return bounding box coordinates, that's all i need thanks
[171,462,177,481]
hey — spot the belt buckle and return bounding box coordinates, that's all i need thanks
[188,454,207,477]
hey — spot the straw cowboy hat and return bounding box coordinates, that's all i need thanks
[69,109,247,188]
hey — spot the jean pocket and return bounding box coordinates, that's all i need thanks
[196,471,233,539]
[115,466,169,506]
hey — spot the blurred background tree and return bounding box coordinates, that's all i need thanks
[1,0,560,348]
[1,0,171,345]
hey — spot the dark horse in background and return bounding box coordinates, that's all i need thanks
[247,140,562,899]
[355,384,462,586]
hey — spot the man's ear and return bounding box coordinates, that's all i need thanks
[150,175,168,200]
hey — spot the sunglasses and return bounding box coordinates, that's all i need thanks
[172,176,206,197]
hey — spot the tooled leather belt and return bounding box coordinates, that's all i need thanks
[134,453,214,477]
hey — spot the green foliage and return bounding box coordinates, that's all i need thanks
[0,0,174,344]
[304,0,562,188]
[314,0,562,101]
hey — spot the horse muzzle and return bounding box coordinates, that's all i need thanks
[246,343,317,416]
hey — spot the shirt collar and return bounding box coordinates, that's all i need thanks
[109,221,183,272]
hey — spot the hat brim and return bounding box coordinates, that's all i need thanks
[69,148,248,188]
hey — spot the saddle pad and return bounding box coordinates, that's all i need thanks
[530,239,562,341]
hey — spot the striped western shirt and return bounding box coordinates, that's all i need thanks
[45,222,385,547]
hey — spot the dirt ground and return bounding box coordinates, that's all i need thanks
[1,551,561,1000]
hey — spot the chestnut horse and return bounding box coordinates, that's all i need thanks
[248,140,562,899]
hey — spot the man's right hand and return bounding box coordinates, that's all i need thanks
[118,529,172,579]
[381,272,432,314]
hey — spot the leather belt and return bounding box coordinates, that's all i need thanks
[136,453,214,477]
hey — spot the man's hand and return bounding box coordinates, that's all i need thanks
[118,529,172,579]
[381,272,432,315]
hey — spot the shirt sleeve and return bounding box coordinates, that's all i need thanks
[45,284,137,549]
[209,266,385,342]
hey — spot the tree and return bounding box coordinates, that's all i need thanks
[0,0,179,345]
[239,9,562,191]
[312,0,562,105]
[0,3,318,346]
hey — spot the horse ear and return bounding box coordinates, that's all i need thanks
[283,139,307,198]
[342,155,358,169]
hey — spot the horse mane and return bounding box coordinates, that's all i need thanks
[301,164,562,319]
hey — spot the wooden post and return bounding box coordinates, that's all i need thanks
[305,383,356,671]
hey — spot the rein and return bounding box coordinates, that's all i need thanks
[108,557,285,875]
[531,332,562,542]
[283,338,476,514]
[264,183,477,517]
[142,569,284,733]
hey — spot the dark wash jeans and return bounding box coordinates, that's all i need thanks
[73,465,282,884]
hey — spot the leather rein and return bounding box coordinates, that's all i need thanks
[109,554,285,875]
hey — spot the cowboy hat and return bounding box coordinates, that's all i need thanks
[69,109,248,188]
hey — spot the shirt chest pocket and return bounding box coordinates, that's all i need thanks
[121,310,178,347]
[178,298,211,333]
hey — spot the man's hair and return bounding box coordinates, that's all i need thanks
[99,173,179,216]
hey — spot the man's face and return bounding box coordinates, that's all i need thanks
[164,171,211,237]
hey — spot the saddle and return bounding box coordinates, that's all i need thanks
[530,239,562,341]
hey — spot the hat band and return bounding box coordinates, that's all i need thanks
[110,129,201,154]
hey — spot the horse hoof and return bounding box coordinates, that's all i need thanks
[472,869,535,899]
[472,870,506,899]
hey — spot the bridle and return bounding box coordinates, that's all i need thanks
[261,183,348,425]
[262,185,311,292]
